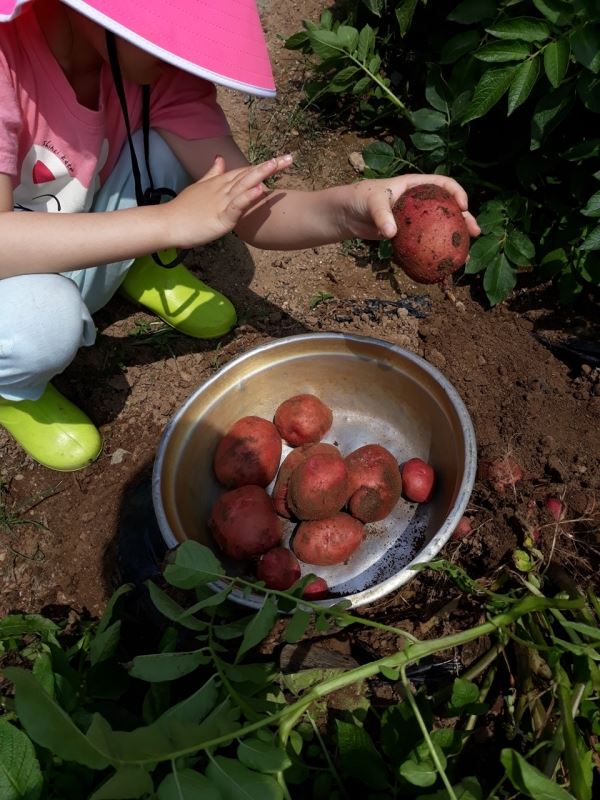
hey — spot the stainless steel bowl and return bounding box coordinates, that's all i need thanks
[152,333,477,608]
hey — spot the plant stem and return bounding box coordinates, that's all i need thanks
[307,711,349,800]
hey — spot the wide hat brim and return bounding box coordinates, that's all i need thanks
[0,0,276,96]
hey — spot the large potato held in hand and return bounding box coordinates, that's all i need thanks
[274,394,333,446]
[287,451,349,520]
[401,458,435,503]
[293,513,365,566]
[272,443,341,518]
[213,416,282,488]
[391,184,470,284]
[345,444,402,522]
[256,547,301,590]
[208,485,282,560]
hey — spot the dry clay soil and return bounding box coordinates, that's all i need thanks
[1,0,599,628]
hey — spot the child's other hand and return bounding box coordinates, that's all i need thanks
[344,174,480,241]
[164,154,293,248]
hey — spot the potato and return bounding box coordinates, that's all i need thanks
[292,512,365,566]
[256,547,301,590]
[401,458,435,503]
[287,451,348,520]
[272,442,341,518]
[208,485,282,560]
[477,456,522,495]
[213,415,282,488]
[274,394,333,446]
[391,184,470,284]
[302,576,329,600]
[345,444,402,522]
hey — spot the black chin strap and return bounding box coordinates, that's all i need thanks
[105,31,187,268]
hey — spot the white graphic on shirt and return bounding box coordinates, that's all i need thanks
[13,139,109,212]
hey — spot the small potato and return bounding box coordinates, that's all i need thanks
[272,442,341,518]
[288,451,348,520]
[302,576,329,600]
[477,456,522,495]
[274,394,333,446]
[401,458,435,503]
[345,444,402,522]
[208,485,282,560]
[256,547,301,590]
[293,513,365,566]
[213,416,282,489]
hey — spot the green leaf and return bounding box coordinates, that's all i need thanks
[206,756,283,800]
[3,668,109,769]
[539,247,568,278]
[0,720,42,800]
[577,71,600,112]
[581,224,600,251]
[477,200,507,234]
[157,769,222,800]
[237,739,291,774]
[237,596,279,659]
[307,29,343,60]
[90,767,153,800]
[400,757,438,788]
[582,190,600,217]
[561,139,600,161]
[96,584,132,636]
[450,678,480,709]
[532,0,571,25]
[508,57,540,114]
[486,17,551,43]
[465,235,501,273]
[284,609,311,643]
[90,621,121,666]
[129,649,210,682]
[336,719,389,789]
[145,581,206,631]
[476,41,532,63]
[396,0,418,36]
[31,651,54,698]
[440,31,480,64]
[410,132,445,151]
[505,228,535,265]
[357,25,375,63]
[418,776,483,799]
[448,0,496,24]
[336,26,359,53]
[426,78,450,113]
[362,141,397,175]
[411,108,447,131]
[462,66,515,123]
[0,615,58,643]
[530,85,572,150]
[164,541,224,589]
[543,39,570,87]
[161,675,219,725]
[500,748,576,799]
[571,27,600,74]
[483,253,517,305]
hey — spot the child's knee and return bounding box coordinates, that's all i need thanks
[0,275,92,390]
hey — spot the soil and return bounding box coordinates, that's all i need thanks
[1,0,599,649]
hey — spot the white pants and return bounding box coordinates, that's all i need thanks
[0,131,190,401]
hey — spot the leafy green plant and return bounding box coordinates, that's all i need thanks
[1,541,599,798]
[286,0,600,305]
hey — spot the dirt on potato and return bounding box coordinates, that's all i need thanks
[0,0,599,667]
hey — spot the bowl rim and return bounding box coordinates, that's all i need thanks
[152,332,477,608]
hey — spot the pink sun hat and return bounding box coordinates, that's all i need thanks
[0,0,276,96]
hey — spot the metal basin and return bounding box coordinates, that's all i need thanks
[152,333,477,608]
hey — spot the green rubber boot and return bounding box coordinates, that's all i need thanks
[120,250,237,339]
[0,384,102,471]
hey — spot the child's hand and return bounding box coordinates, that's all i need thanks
[163,154,293,248]
[342,174,480,241]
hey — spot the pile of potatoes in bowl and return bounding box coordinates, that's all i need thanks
[208,394,436,599]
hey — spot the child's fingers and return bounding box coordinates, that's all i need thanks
[198,155,226,182]
[463,211,481,237]
[229,154,293,193]
[226,184,266,218]
[367,189,397,239]
[401,174,469,211]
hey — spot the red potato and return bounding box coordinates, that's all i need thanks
[478,456,522,495]
[401,458,435,503]
[293,513,365,566]
[256,547,301,590]
[545,496,564,521]
[345,444,402,522]
[272,443,341,518]
[451,516,472,540]
[303,577,329,600]
[391,184,470,284]
[288,451,349,520]
[208,485,282,560]
[213,416,282,489]
[274,394,333,446]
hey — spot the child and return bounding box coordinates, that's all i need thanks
[0,0,479,471]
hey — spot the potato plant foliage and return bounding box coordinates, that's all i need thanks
[1,541,599,799]
[285,0,600,305]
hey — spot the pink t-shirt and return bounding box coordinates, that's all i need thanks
[0,4,230,213]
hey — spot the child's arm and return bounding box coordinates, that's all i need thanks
[0,155,291,279]
[159,131,480,250]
